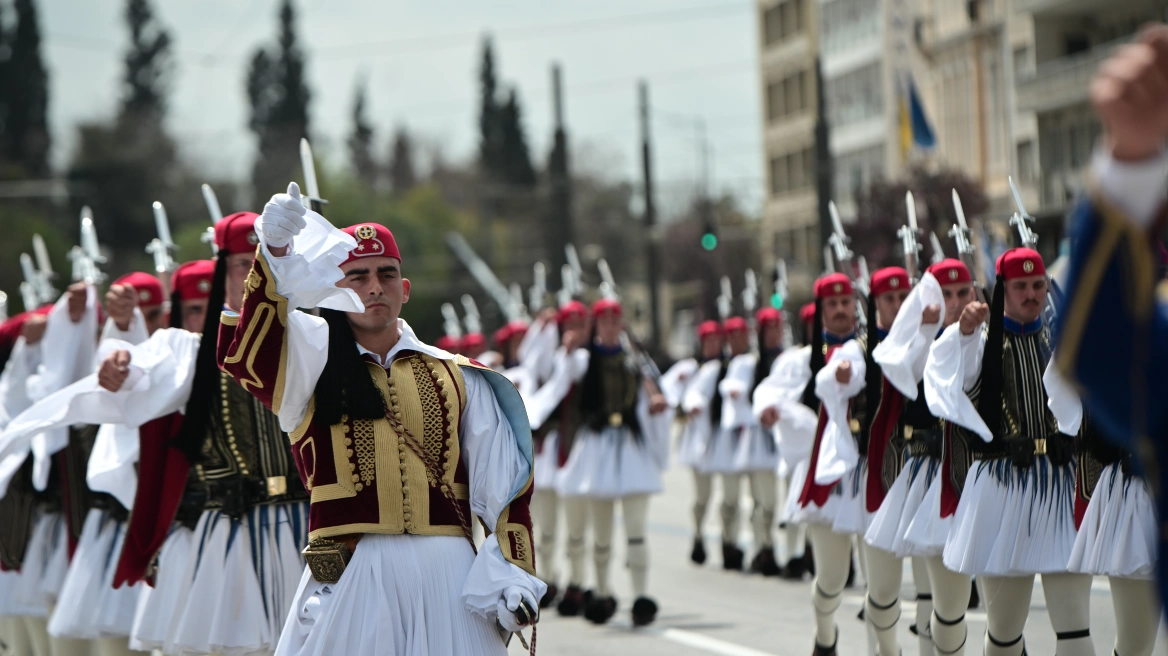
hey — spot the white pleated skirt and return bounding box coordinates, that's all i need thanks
[48,509,142,638]
[676,418,711,469]
[698,426,744,474]
[943,457,1077,576]
[151,502,309,656]
[533,430,560,490]
[13,511,69,613]
[556,426,663,498]
[130,525,194,653]
[277,534,508,656]
[780,459,810,523]
[865,456,940,558]
[732,425,780,473]
[795,459,872,536]
[0,570,43,617]
[1068,464,1156,580]
[903,473,951,557]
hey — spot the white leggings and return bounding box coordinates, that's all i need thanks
[863,544,904,656]
[532,488,560,584]
[720,474,742,544]
[563,496,589,588]
[777,475,806,565]
[808,524,853,648]
[1109,577,1160,656]
[591,495,651,598]
[924,556,971,656]
[980,573,1093,656]
[747,471,777,549]
[692,470,712,536]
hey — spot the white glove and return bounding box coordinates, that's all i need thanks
[261,181,308,249]
[495,586,538,633]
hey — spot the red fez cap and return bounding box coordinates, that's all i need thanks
[556,300,589,325]
[0,306,53,349]
[591,298,622,318]
[870,267,910,298]
[214,212,261,254]
[506,319,529,338]
[756,307,782,327]
[696,320,723,339]
[995,248,1045,281]
[436,335,459,352]
[342,223,401,266]
[460,332,486,352]
[926,258,972,285]
[171,260,216,301]
[113,272,164,307]
[492,325,514,346]
[723,316,748,334]
[814,273,853,300]
[800,302,817,325]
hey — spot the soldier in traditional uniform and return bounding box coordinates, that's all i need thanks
[673,320,724,565]
[926,249,1092,656]
[554,298,671,627]
[216,183,543,655]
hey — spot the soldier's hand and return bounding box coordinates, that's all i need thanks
[835,359,852,384]
[262,181,308,255]
[21,314,47,345]
[537,307,558,324]
[959,301,990,336]
[97,349,132,392]
[1091,25,1168,161]
[105,284,138,331]
[922,304,942,326]
[729,389,741,400]
[562,329,586,351]
[497,587,538,632]
[65,282,88,323]
[688,406,703,417]
[649,393,669,415]
[760,406,780,427]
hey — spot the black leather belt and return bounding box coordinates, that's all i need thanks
[90,493,129,522]
[975,434,1073,468]
[905,428,943,459]
[196,475,307,520]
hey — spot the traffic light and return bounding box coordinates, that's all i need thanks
[771,292,783,310]
[700,220,718,251]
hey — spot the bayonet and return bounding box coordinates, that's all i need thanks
[201,183,224,255]
[950,189,986,302]
[827,201,855,272]
[460,295,483,336]
[743,268,759,351]
[0,290,7,322]
[529,262,547,313]
[929,232,945,265]
[509,283,529,321]
[445,232,523,322]
[558,265,574,307]
[717,276,732,320]
[300,138,328,214]
[1008,175,1038,250]
[440,303,463,341]
[597,259,618,301]
[32,234,53,279]
[146,201,177,290]
[565,244,584,297]
[20,282,38,313]
[899,191,922,282]
[69,208,107,285]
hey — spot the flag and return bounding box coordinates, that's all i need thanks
[899,74,936,159]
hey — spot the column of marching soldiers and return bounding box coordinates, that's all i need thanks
[0,148,1158,656]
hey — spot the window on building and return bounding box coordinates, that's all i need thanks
[767,80,783,122]
[1013,45,1033,78]
[762,0,805,47]
[1064,33,1090,57]
[1016,140,1035,183]
[766,69,809,123]
[762,4,782,46]
[825,62,883,127]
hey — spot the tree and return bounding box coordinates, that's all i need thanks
[346,79,376,186]
[477,36,503,177]
[0,0,50,180]
[851,166,989,268]
[497,89,536,188]
[121,0,172,125]
[387,126,417,195]
[248,0,311,201]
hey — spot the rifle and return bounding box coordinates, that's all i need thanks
[201,183,224,255]
[1007,176,1059,325]
[509,283,530,322]
[900,191,923,283]
[22,245,55,306]
[929,232,945,266]
[557,265,575,307]
[595,259,661,385]
[717,276,732,321]
[20,282,38,313]
[146,201,177,293]
[773,259,794,347]
[528,262,547,314]
[68,207,106,285]
[828,200,868,328]
[949,189,986,302]
[441,303,464,342]
[597,258,618,301]
[445,232,524,322]
[300,138,328,215]
[565,244,585,298]
[743,268,759,352]
[460,295,484,336]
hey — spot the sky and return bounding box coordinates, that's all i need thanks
[37,0,765,215]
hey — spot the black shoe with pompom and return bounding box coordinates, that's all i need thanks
[631,596,659,627]
[539,583,559,609]
[583,595,618,625]
[556,585,585,617]
[690,538,707,565]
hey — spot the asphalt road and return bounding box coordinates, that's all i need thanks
[513,457,1167,656]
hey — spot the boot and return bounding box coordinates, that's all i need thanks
[583,596,618,625]
[690,537,707,565]
[539,583,559,609]
[722,542,744,571]
[782,553,808,580]
[557,585,585,617]
[750,546,782,576]
[631,596,659,627]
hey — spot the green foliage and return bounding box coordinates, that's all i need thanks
[347,79,376,186]
[387,126,417,195]
[121,0,172,122]
[0,207,73,312]
[0,0,51,180]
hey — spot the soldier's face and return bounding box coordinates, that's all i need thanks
[822,295,855,335]
[699,333,724,359]
[875,289,910,330]
[180,299,207,333]
[594,311,623,345]
[1003,275,1047,324]
[762,322,783,350]
[223,253,255,312]
[141,304,166,335]
[338,256,410,333]
[941,283,974,327]
[727,329,749,355]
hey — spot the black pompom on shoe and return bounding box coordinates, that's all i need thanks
[583,596,618,625]
[750,547,782,576]
[690,537,707,565]
[782,554,808,580]
[631,596,659,627]
[539,583,559,609]
[557,585,584,617]
[721,542,744,571]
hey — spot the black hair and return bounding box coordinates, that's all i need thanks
[976,279,1006,439]
[752,322,782,395]
[313,308,387,426]
[710,356,729,427]
[172,256,228,462]
[168,290,183,329]
[579,324,643,438]
[801,297,826,410]
[862,291,880,442]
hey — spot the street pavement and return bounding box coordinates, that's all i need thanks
[513,453,1167,656]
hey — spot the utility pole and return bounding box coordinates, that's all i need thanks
[547,62,573,277]
[639,80,662,351]
[814,57,835,273]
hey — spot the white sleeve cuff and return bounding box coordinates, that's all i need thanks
[1092,147,1168,229]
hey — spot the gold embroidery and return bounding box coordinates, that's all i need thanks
[222,301,277,394]
[299,437,316,489]
[353,419,376,486]
[244,268,262,300]
[409,356,446,484]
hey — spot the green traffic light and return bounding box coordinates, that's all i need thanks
[771,293,783,310]
[701,233,718,251]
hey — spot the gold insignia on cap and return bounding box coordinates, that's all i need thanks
[890,277,900,288]
[948,269,958,281]
[833,283,842,293]
[247,232,259,245]
[1023,260,1034,273]
[197,280,211,293]
[355,225,376,240]
[139,290,151,301]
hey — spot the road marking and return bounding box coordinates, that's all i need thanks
[660,628,779,656]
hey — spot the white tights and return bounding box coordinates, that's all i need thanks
[748,471,777,549]
[720,474,742,544]
[925,556,971,656]
[692,470,712,537]
[863,544,903,656]
[911,557,935,656]
[0,617,31,656]
[533,488,560,585]
[981,573,1094,656]
[563,496,589,587]
[808,524,853,648]
[777,475,806,565]
[1109,576,1160,656]
[591,495,651,598]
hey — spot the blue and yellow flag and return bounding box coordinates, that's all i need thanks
[899,75,936,159]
